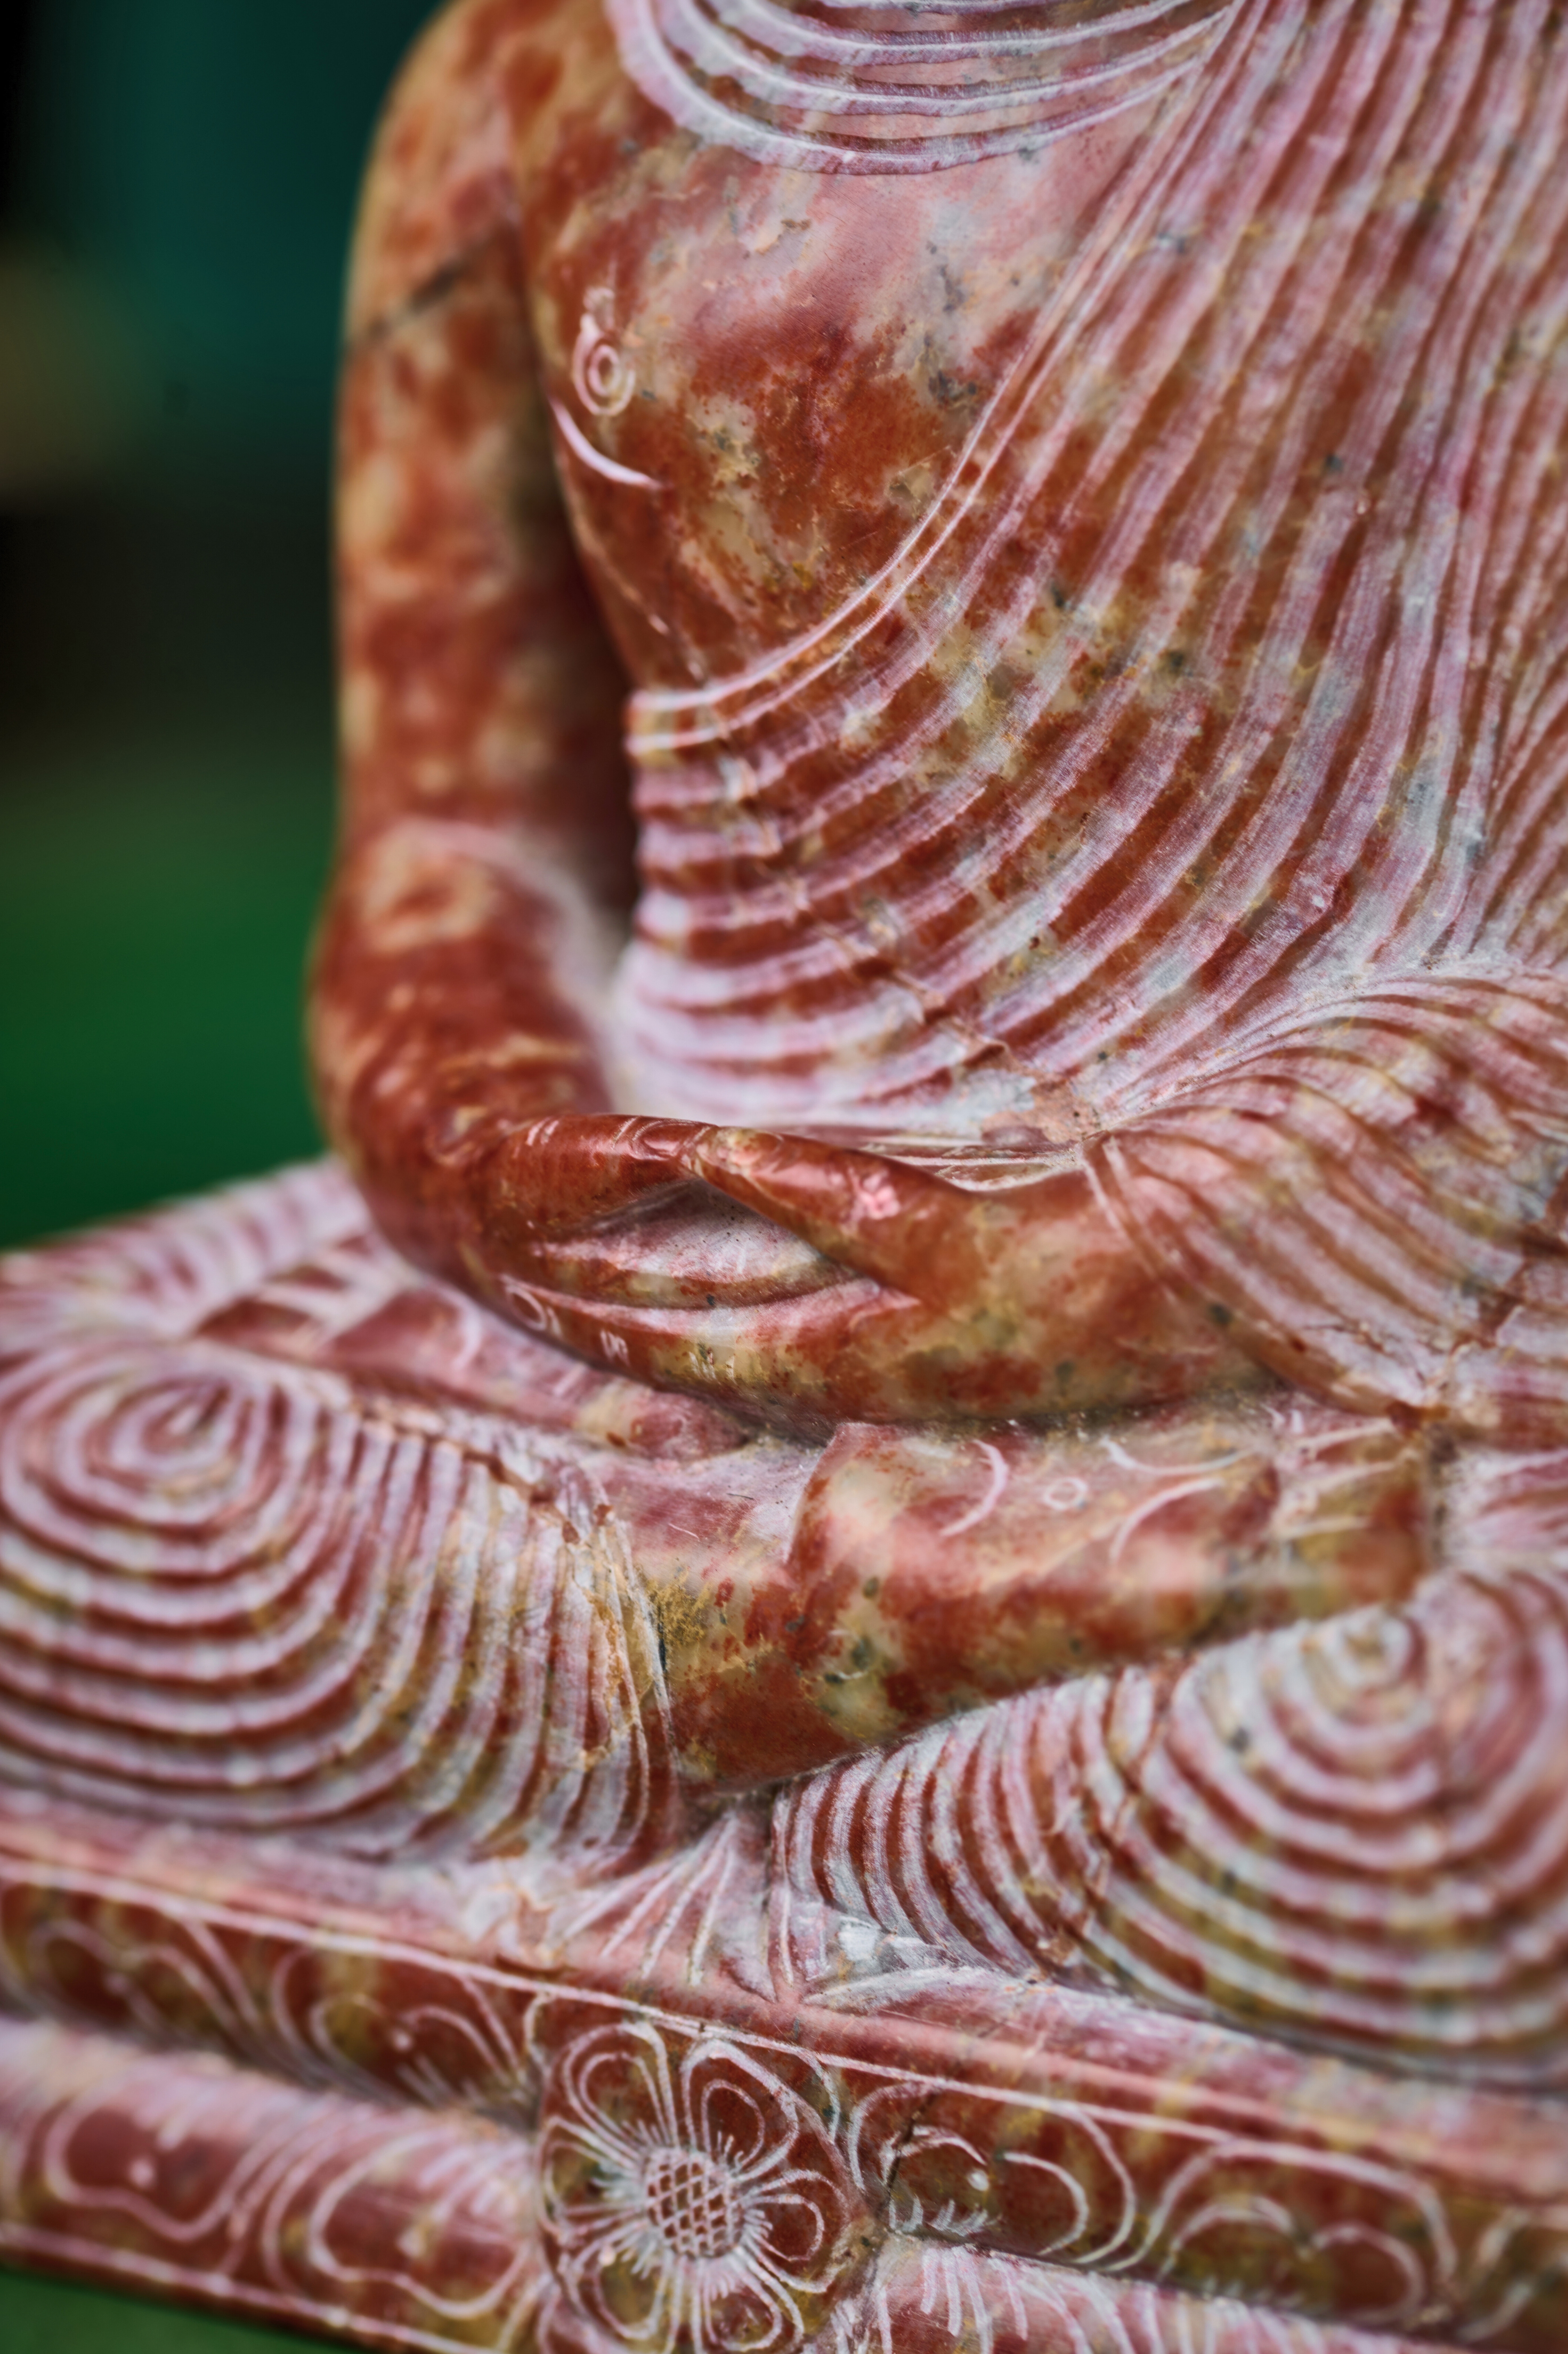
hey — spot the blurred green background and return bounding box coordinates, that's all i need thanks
[0,0,431,2340]
[0,2268,332,2354]
[0,0,433,1253]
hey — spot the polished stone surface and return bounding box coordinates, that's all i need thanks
[3,0,1568,2346]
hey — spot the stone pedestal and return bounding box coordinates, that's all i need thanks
[0,1169,1562,2352]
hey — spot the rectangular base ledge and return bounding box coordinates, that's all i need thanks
[0,2014,1486,2354]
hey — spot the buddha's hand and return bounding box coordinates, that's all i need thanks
[311,823,1247,1428]
[411,1111,1256,1431]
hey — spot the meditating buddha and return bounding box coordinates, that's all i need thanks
[2,1,1568,2348]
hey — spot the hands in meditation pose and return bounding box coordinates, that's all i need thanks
[3,1,1568,2349]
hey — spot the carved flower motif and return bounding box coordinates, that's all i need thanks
[540,2021,864,2354]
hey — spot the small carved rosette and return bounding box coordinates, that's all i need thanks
[539,2022,871,2354]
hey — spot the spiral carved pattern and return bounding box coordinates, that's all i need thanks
[0,1163,362,1366]
[0,1178,676,1869]
[779,1503,1568,2086]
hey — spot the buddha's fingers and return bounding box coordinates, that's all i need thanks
[680,1128,978,1287]
[692,1139,1258,1418]
[469,1218,1255,1430]
[475,1119,907,1312]
[596,1127,1253,1402]
[481,1120,961,1265]
[488,1115,710,1236]
[452,1261,916,1428]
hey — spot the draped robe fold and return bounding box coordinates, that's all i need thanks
[616,0,1568,1435]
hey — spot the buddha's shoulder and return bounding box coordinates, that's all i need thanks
[348,0,539,333]
[347,0,700,330]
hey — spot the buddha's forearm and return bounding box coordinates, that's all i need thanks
[319,1,640,1278]
[310,813,622,1285]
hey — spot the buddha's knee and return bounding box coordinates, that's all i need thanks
[773,1445,1568,2084]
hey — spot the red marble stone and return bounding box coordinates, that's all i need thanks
[3,0,1568,2346]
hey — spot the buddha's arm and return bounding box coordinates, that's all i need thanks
[313,0,638,1279]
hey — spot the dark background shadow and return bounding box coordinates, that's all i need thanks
[0,1,433,2341]
[0,0,432,1251]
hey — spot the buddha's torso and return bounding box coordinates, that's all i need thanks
[493,0,1568,1143]
[499,3,1238,1137]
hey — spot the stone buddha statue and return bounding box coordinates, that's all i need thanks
[1,1,1567,2349]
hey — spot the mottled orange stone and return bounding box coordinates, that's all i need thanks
[4,1,1568,2348]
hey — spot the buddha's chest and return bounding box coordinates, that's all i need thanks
[509,3,1161,692]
